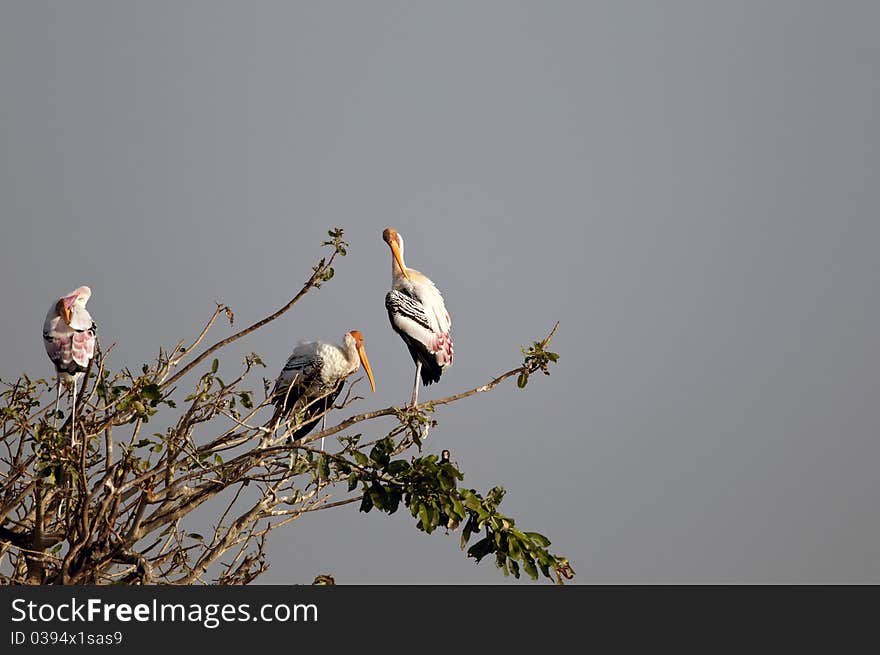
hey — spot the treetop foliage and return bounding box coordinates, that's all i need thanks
[0,228,572,585]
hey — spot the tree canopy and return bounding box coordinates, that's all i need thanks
[0,229,573,585]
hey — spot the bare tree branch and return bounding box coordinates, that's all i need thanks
[0,231,570,585]
[161,242,343,390]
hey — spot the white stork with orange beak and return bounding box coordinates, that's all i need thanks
[270,330,376,448]
[382,228,453,406]
[43,285,97,446]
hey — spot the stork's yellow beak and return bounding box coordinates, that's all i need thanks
[57,299,72,325]
[357,344,376,393]
[389,239,410,281]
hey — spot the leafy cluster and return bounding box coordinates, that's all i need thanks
[517,321,560,389]
[346,439,573,583]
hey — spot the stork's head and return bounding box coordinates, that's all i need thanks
[382,228,410,280]
[56,286,92,324]
[347,330,376,393]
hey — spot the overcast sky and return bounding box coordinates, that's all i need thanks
[1,1,878,583]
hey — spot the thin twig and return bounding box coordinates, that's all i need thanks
[161,249,340,390]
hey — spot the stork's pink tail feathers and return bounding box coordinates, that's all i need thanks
[432,332,454,368]
[71,330,96,369]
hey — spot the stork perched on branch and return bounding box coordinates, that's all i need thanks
[382,227,453,406]
[270,330,376,448]
[42,285,96,447]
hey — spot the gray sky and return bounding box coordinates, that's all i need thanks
[1,1,878,583]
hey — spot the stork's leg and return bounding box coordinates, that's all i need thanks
[70,377,78,448]
[411,361,422,407]
[320,397,327,451]
[52,379,61,430]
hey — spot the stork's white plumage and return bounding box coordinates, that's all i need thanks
[382,228,453,406]
[42,285,96,446]
[270,330,376,447]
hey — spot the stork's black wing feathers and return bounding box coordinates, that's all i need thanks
[385,290,443,386]
[272,374,345,443]
[286,379,345,442]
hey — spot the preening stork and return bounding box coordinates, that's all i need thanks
[270,330,376,448]
[42,286,97,446]
[382,227,453,406]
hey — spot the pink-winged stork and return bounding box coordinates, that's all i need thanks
[42,286,97,446]
[270,330,376,448]
[382,228,453,406]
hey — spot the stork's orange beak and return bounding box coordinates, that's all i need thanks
[357,343,376,393]
[388,239,410,281]
[57,299,72,324]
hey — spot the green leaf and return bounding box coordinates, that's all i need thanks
[347,472,359,492]
[141,383,161,404]
[462,491,482,511]
[460,517,476,550]
[385,491,401,514]
[497,553,509,577]
[517,372,528,388]
[211,358,219,374]
[466,537,495,563]
[525,531,552,547]
[359,492,374,513]
[369,440,391,468]
[522,555,538,580]
[369,485,385,511]
[353,451,369,468]
[418,503,431,532]
[386,460,411,476]
[508,535,522,560]
[188,533,204,541]
[440,461,464,481]
[451,496,466,521]
[317,455,330,481]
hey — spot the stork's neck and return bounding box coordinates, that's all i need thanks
[341,335,361,373]
[391,254,406,280]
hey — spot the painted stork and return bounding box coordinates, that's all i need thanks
[42,285,97,446]
[382,227,453,406]
[270,330,376,448]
